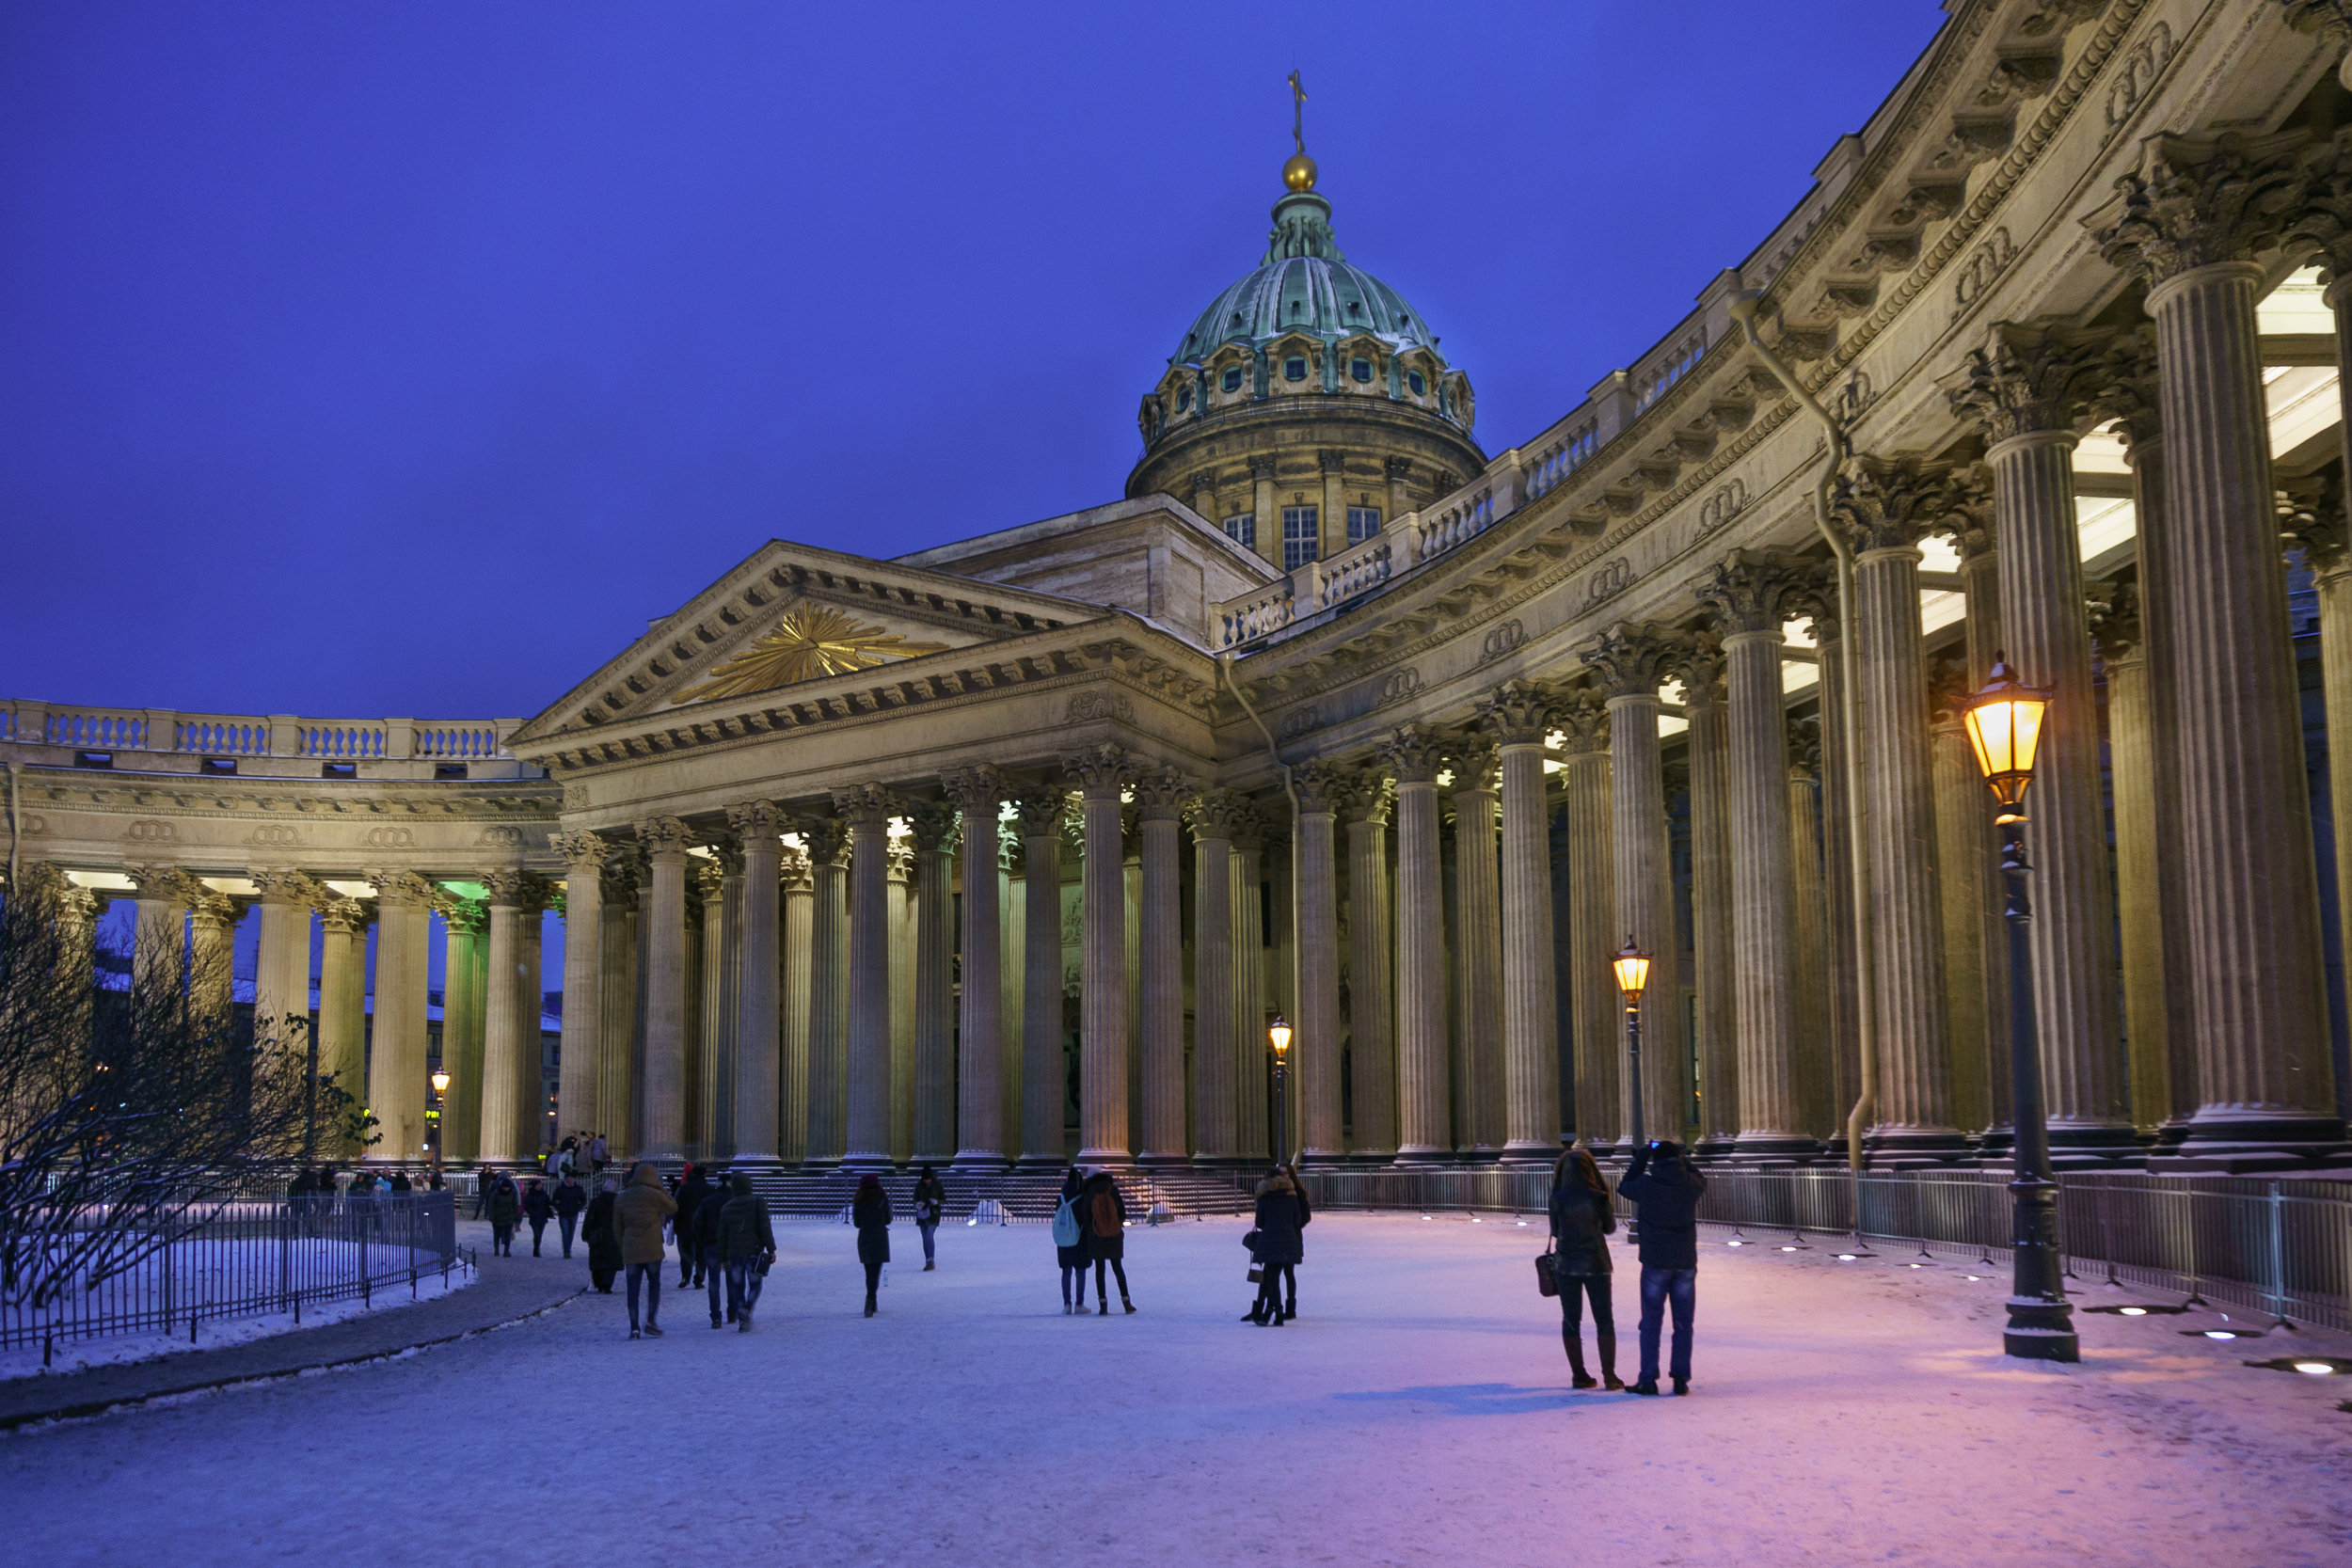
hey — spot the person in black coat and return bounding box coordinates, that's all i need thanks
[911,1165,946,1272]
[582,1180,622,1292]
[1246,1169,1308,1326]
[551,1175,587,1259]
[1054,1167,1089,1315]
[1548,1147,1621,1389]
[1617,1140,1708,1396]
[1079,1171,1134,1315]
[851,1174,893,1317]
[692,1174,735,1326]
[672,1165,714,1288]
[522,1180,553,1256]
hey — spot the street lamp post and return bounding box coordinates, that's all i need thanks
[1613,940,1651,1151]
[429,1069,451,1186]
[1267,1016,1293,1167]
[1960,653,2077,1364]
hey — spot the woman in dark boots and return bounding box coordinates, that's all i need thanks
[851,1173,892,1317]
[1548,1146,1621,1389]
[1079,1169,1134,1314]
[1248,1168,1306,1325]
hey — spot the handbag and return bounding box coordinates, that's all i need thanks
[1534,1242,1560,1299]
[1248,1264,1264,1285]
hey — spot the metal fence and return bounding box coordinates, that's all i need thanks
[1295,1166,2352,1335]
[3,1192,469,1359]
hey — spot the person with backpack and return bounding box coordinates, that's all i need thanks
[1548,1146,1622,1390]
[851,1173,892,1318]
[1079,1169,1135,1315]
[1618,1139,1708,1396]
[691,1169,735,1326]
[719,1173,777,1332]
[911,1165,946,1272]
[522,1180,553,1256]
[551,1172,587,1259]
[1246,1168,1306,1326]
[1052,1167,1088,1315]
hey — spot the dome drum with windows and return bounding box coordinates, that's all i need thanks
[1126,143,1485,573]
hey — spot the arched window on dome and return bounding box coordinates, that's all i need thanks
[1222,367,1245,393]
[1283,356,1309,383]
[1177,385,1192,412]
[1349,357,1374,384]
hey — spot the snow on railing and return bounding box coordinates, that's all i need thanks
[0,701,520,763]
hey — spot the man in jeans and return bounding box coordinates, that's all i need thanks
[611,1162,678,1339]
[718,1172,777,1332]
[1617,1139,1708,1396]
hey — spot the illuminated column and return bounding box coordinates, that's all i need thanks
[778,845,813,1163]
[1955,513,2013,1139]
[636,816,692,1157]
[1808,605,1863,1147]
[1066,744,1134,1164]
[1786,733,1835,1140]
[1341,769,1397,1161]
[433,893,485,1164]
[596,848,643,1163]
[1136,766,1191,1165]
[1289,760,1345,1163]
[702,842,744,1160]
[1482,680,1562,1163]
[836,784,899,1171]
[366,869,435,1163]
[888,836,915,1164]
[941,767,1007,1170]
[1677,653,1738,1157]
[248,869,317,1059]
[1232,807,1270,1159]
[1554,694,1619,1149]
[480,871,549,1164]
[188,888,240,1028]
[551,831,608,1153]
[125,865,188,993]
[1187,790,1242,1163]
[907,803,959,1164]
[726,804,783,1162]
[1378,727,1450,1162]
[318,896,373,1159]
[1012,789,1067,1168]
[1451,742,1504,1156]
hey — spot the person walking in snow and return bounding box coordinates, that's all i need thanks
[612,1162,677,1338]
[552,1172,587,1259]
[691,1168,735,1326]
[851,1173,892,1318]
[1246,1168,1305,1326]
[911,1165,946,1272]
[588,1131,610,1177]
[522,1179,553,1256]
[1548,1146,1622,1390]
[672,1164,714,1290]
[1052,1167,1089,1315]
[1080,1169,1134,1315]
[485,1175,520,1257]
[1618,1139,1707,1396]
[583,1178,622,1292]
[719,1173,777,1332]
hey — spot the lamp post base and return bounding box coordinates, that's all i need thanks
[2001,1313,2080,1363]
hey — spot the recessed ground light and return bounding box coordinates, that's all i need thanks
[2203,1330,2240,1339]
[2296,1361,2336,1375]
[1517,1219,1529,1227]
[1907,1262,1926,1269]
[1725,1240,1744,1246]
[1964,1275,1984,1281]
[1470,1216,1481,1223]
[1836,1253,1859,1261]
[2121,1307,2148,1316]
[1780,1245,1799,1252]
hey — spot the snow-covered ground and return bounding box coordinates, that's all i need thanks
[2,1212,2345,1566]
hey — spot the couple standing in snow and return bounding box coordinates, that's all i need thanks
[1549,1140,1705,1397]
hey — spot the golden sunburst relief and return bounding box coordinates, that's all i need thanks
[674,605,950,704]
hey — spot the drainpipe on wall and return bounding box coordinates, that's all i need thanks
[1726,291,1880,1185]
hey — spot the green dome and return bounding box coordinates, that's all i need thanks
[1168,191,1445,368]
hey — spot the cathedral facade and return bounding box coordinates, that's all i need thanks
[10,0,2352,1178]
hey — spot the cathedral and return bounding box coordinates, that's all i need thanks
[11,0,2352,1182]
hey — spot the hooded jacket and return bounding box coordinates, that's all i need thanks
[1250,1175,1309,1266]
[1616,1148,1708,1270]
[719,1176,777,1259]
[612,1164,679,1266]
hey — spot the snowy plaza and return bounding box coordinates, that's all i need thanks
[3,1212,2346,1566]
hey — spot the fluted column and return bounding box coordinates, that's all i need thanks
[726,804,784,1162]
[1809,607,1864,1147]
[1007,789,1066,1168]
[367,870,434,1163]
[317,897,372,1159]
[1698,550,1813,1154]
[799,818,850,1165]
[480,871,548,1164]
[684,856,721,1153]
[778,846,813,1163]
[905,803,958,1164]
[634,817,692,1157]
[1482,681,1562,1162]
[942,768,1007,1169]
[1341,770,1397,1160]
[552,832,608,1150]
[1187,791,1242,1162]
[124,865,188,994]
[1065,745,1135,1164]
[1376,729,1450,1162]
[1451,743,1503,1156]
[596,850,643,1162]
[887,836,915,1163]
[2101,607,2172,1133]
[1291,760,1345,1162]
[1929,690,1994,1138]
[1831,457,1964,1154]
[1955,518,2014,1141]
[1581,622,1687,1147]
[248,870,316,1057]
[1786,736,1834,1140]
[711,846,745,1157]
[1232,809,1270,1159]
[188,889,239,1029]
[1947,325,2132,1150]
[2100,133,2344,1163]
[1135,767,1190,1164]
[1679,654,1738,1156]
[833,784,896,1169]
[435,892,486,1164]
[1553,696,1618,1149]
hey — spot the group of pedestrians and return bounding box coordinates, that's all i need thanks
[1051,1166,1136,1315]
[588,1161,779,1338]
[1245,1164,1309,1325]
[1549,1139,1707,1396]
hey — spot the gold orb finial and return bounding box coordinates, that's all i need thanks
[1282,151,1318,192]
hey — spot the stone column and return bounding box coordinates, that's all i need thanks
[888,836,915,1164]
[317,896,373,1159]
[1929,678,1994,1138]
[480,871,548,1164]
[906,803,959,1164]
[2099,133,2344,1164]
[1698,551,1814,1154]
[1808,604,1864,1148]
[124,865,188,993]
[596,849,643,1163]
[1250,454,1279,566]
[1787,732,1835,1140]
[1553,695,1619,1149]
[1482,681,1563,1162]
[1947,323,2134,1150]
[1387,456,1413,529]
[1065,746,1135,1164]
[1009,789,1067,1168]
[779,846,813,1163]
[366,870,434,1163]
[1341,770,1398,1161]
[941,767,1007,1169]
[680,878,706,1149]
[188,889,239,1029]
[691,853,733,1157]
[1376,728,1450,1162]
[1000,828,1025,1164]
[832,784,896,1170]
[2099,600,2174,1133]
[1187,791,1243,1162]
[1232,806,1270,1160]
[1451,742,1504,1156]
[1829,456,1965,1155]
[1954,515,2014,1140]
[635,817,692,1157]
[800,819,850,1165]
[726,804,784,1162]
[1319,449,1348,561]
[1678,652,1738,1156]
[248,870,316,1057]
[1581,622,1687,1146]
[552,832,608,1153]
[1135,766,1191,1164]
[1290,760,1345,1162]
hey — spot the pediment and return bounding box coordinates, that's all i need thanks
[511,538,1108,744]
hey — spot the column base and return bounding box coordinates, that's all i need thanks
[1074,1148,1136,1169]
[1861,1127,1974,1165]
[1730,1132,1825,1162]
[1294,1149,1348,1168]
[1013,1153,1066,1173]
[728,1153,786,1166]
[1391,1146,1454,1167]
[2145,1113,2352,1174]
[2046,1122,2143,1154]
[798,1156,841,1172]
[839,1152,895,1171]
[1136,1152,1193,1169]
[951,1152,1012,1174]
[1347,1149,1398,1165]
[1499,1140,1558,1168]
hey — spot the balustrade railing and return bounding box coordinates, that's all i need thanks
[0,701,520,767]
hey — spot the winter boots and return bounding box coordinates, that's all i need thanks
[1597,1329,1624,1390]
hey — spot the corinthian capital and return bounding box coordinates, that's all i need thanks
[723,800,787,840]
[1131,764,1193,822]
[637,816,692,859]
[1829,454,1979,554]
[939,765,1007,815]
[1062,742,1136,799]
[2281,1,2352,48]
[830,782,898,832]
[800,817,850,867]
[2088,130,2313,289]
[2083,324,2163,451]
[1339,771,1394,827]
[550,829,610,871]
[1577,620,1687,699]
[1477,678,1555,748]
[247,867,324,907]
[905,800,960,854]
[2281,472,2351,573]
[1941,321,2117,444]
[367,868,436,906]
[1184,788,1249,838]
[321,896,374,937]
[1013,786,1073,836]
[1375,723,1445,785]
[484,868,549,909]
[1697,548,1810,635]
[1291,758,1349,815]
[1554,689,1611,756]
[780,845,815,894]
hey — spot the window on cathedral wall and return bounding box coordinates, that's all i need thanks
[1282,505,1319,569]
[1224,515,1256,550]
[1346,506,1381,545]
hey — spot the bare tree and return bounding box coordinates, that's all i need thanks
[0,868,363,1313]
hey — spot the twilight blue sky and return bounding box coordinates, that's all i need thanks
[3,2,1946,721]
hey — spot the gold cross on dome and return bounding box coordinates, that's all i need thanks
[1289,70,1308,153]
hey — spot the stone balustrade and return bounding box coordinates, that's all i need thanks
[0,700,536,781]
